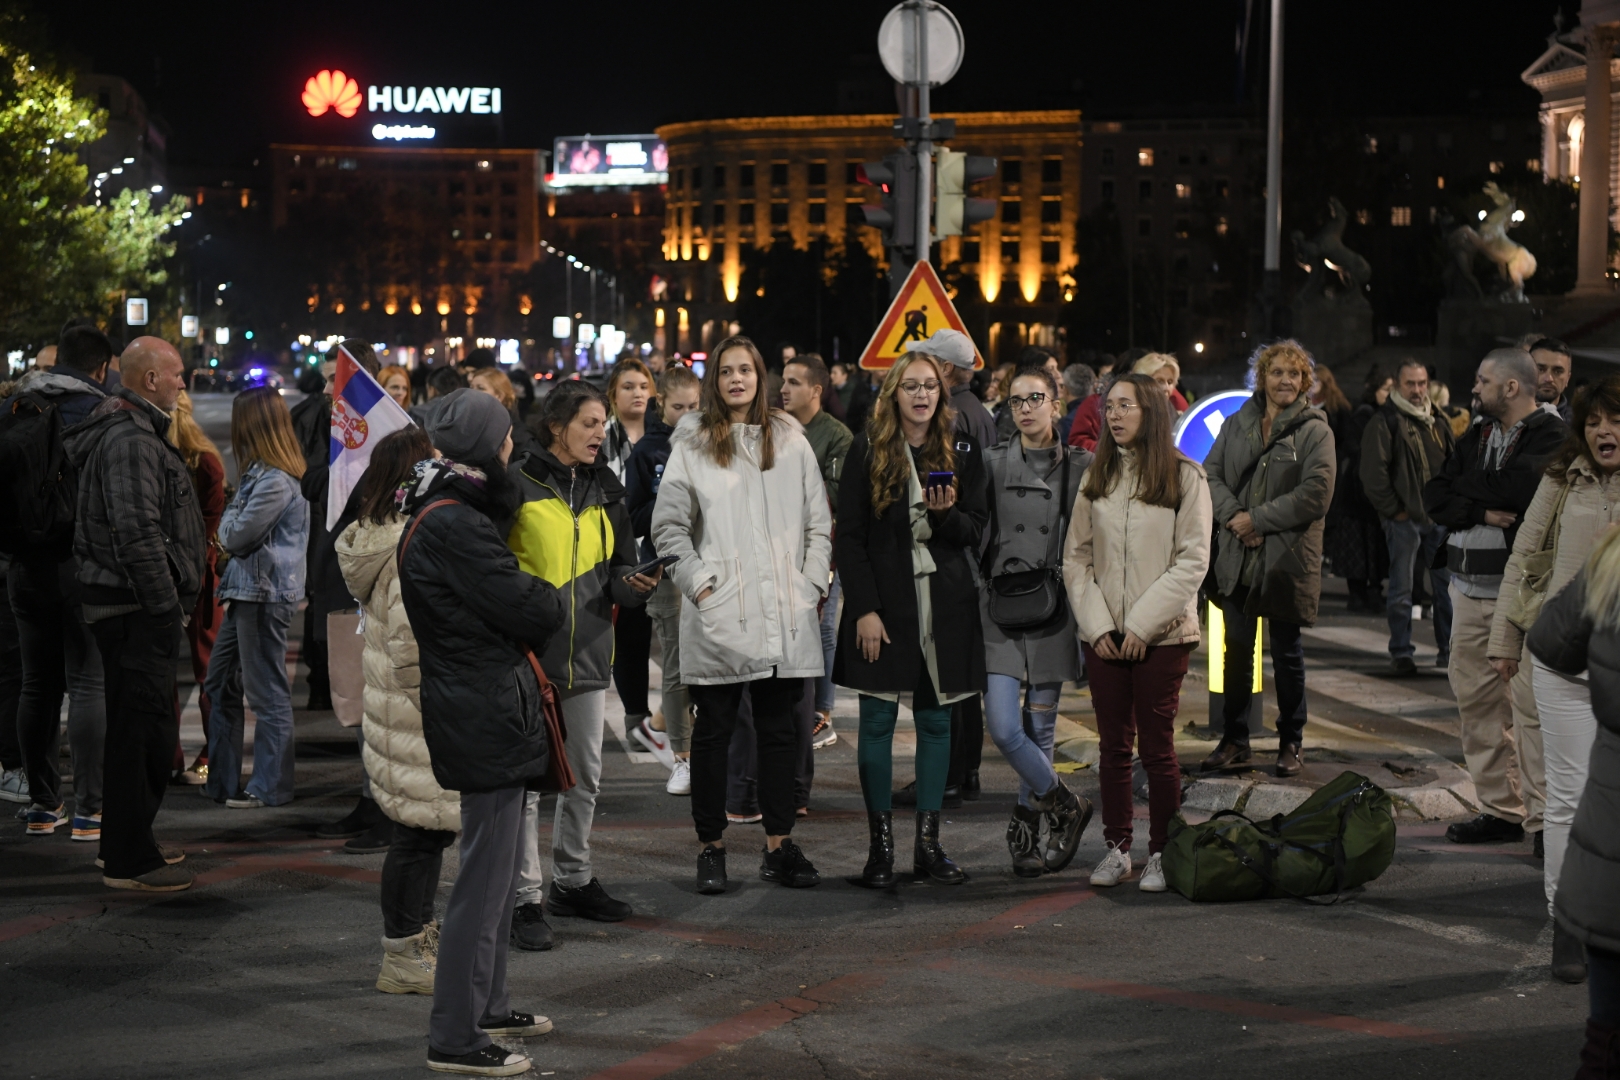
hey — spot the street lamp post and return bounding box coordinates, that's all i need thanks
[1261,0,1285,337]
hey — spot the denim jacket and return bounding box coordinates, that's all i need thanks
[217,463,310,603]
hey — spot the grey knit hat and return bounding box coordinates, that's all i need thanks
[425,388,512,463]
[908,328,976,369]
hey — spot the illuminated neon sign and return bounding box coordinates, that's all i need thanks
[302,71,504,142]
[366,86,502,115]
[373,124,436,141]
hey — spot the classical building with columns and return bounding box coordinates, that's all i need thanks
[1523,0,1620,294]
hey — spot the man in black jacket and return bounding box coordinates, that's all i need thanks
[66,338,205,892]
[1424,347,1566,847]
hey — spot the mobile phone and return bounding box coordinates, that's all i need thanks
[626,554,678,579]
[926,470,955,489]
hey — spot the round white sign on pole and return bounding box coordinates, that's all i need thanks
[878,2,964,86]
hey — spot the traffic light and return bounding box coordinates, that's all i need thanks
[858,152,918,251]
[935,150,997,237]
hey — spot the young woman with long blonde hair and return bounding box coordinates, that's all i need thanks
[202,387,311,808]
[834,348,989,887]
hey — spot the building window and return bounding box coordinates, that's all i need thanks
[1101,147,1115,168]
[1177,150,1191,166]
[1041,199,1061,223]
[500,227,516,241]
[1001,239,1020,262]
[1175,182,1191,199]
[1100,179,1115,201]
[1488,160,1504,174]
[713,164,726,188]
[739,164,755,188]
[961,240,980,263]
[1436,175,1445,190]
[1363,135,1378,154]
[1528,158,1542,173]
[674,167,684,188]
[1042,158,1061,183]
[738,202,755,225]
[769,201,788,226]
[1174,218,1190,239]
[1041,240,1060,264]
[1355,208,1371,224]
[1391,206,1412,226]
[475,204,492,218]
[287,178,305,194]
[1001,199,1020,223]
[1003,159,1022,184]
[1216,179,1230,199]
[770,162,788,186]
[846,201,865,226]
[846,161,859,184]
[1138,217,1152,237]
[500,247,515,263]
[1139,179,1152,200]
[808,201,826,225]
[809,161,827,186]
[448,181,465,196]
[1215,216,1229,236]
[500,182,515,196]
[1138,147,1154,167]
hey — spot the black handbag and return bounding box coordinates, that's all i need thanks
[987,449,1070,631]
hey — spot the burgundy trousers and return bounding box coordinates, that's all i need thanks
[1081,642,1193,855]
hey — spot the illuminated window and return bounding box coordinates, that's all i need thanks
[1100,179,1115,201]
[1001,240,1020,262]
[1355,208,1371,224]
[961,240,980,263]
[1436,175,1445,189]
[1488,160,1504,174]
[1042,159,1061,183]
[1390,206,1412,226]
[808,162,827,186]
[1175,182,1191,199]
[1041,241,1060,264]
[1137,148,1154,167]
[1215,216,1229,236]
[808,201,826,225]
[1041,199,1061,223]
[1363,135,1378,154]
[1528,158,1542,173]
[769,201,788,226]
[1001,200,1020,223]
[770,162,788,186]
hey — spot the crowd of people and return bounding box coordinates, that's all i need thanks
[3,319,1618,1076]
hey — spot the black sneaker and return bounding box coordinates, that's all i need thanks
[1445,812,1525,845]
[316,796,378,840]
[696,844,727,895]
[479,1010,553,1037]
[1390,656,1418,676]
[426,1044,531,1076]
[547,877,631,922]
[759,838,820,888]
[343,816,394,854]
[510,902,554,950]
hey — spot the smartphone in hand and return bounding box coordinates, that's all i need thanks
[926,470,955,490]
[625,554,679,580]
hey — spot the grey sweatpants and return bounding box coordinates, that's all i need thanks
[429,784,525,1057]
[516,687,605,900]
[647,578,691,753]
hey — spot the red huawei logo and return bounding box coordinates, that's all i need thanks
[302,70,361,118]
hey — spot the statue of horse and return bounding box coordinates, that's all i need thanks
[1473,182,1537,303]
[1292,197,1372,301]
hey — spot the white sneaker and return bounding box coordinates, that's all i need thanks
[0,767,30,804]
[810,712,837,749]
[1088,842,1132,887]
[666,759,692,796]
[1138,852,1167,892]
[634,717,676,767]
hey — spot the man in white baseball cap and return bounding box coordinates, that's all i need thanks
[908,329,997,452]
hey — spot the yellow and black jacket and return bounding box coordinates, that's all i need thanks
[507,446,646,691]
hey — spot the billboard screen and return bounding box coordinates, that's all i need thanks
[547,136,668,189]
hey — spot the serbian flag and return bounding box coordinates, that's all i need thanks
[328,345,413,522]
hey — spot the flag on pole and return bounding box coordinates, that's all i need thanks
[328,345,413,522]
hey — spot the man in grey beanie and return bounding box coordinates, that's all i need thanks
[911,328,997,452]
[425,388,514,463]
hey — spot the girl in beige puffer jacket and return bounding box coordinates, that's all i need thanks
[335,427,457,996]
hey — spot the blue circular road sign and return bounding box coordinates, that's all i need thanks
[1172,389,1252,464]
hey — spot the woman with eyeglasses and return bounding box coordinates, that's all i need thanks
[834,348,989,887]
[981,365,1096,878]
[1063,373,1211,892]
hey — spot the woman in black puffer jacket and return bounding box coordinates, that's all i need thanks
[397,389,567,1077]
[1527,528,1620,1079]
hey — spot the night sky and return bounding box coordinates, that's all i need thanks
[39,0,1568,168]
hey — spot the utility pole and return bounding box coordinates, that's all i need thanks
[914,0,932,266]
[1261,0,1284,336]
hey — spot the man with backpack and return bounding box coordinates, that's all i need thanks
[65,336,205,891]
[1360,359,1456,676]
[1,325,113,840]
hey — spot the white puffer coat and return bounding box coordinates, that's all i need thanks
[336,515,460,832]
[650,411,833,685]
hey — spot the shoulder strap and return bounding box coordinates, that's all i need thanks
[1543,480,1573,554]
[397,499,458,564]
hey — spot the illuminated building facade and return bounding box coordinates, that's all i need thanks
[655,110,1081,358]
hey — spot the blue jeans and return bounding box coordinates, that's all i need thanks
[983,674,1061,808]
[815,572,841,714]
[1382,518,1452,660]
[204,600,298,805]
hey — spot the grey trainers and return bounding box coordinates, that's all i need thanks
[103,864,193,892]
[0,768,29,804]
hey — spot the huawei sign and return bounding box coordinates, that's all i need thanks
[302,69,361,118]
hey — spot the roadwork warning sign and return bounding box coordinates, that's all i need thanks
[858,261,984,371]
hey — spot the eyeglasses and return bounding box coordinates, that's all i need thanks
[1104,402,1141,416]
[898,380,942,397]
[1007,392,1050,412]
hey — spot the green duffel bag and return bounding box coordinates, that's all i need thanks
[1161,771,1396,902]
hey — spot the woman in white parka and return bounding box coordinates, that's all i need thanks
[336,426,459,997]
[651,335,833,899]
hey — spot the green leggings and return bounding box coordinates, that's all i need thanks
[857,695,954,812]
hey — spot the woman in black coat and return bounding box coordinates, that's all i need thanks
[834,351,988,887]
[396,389,567,1077]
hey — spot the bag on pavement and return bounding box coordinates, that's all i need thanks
[1161,771,1396,902]
[0,391,77,558]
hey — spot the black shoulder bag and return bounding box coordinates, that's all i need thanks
[988,448,1071,631]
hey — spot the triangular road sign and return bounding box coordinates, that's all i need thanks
[858,261,984,370]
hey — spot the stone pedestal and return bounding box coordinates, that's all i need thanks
[1436,298,1536,388]
[1291,294,1373,367]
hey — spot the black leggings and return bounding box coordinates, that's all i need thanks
[690,676,803,844]
[612,604,653,717]
[381,820,456,939]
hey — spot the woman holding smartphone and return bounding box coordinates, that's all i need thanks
[981,365,1095,878]
[1063,373,1211,893]
[651,336,832,896]
[834,348,989,887]
[505,381,658,935]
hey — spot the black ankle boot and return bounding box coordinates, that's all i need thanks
[1036,782,1093,873]
[862,811,896,888]
[1553,921,1589,984]
[961,770,981,801]
[1006,805,1044,879]
[1576,1017,1620,1079]
[913,811,964,884]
